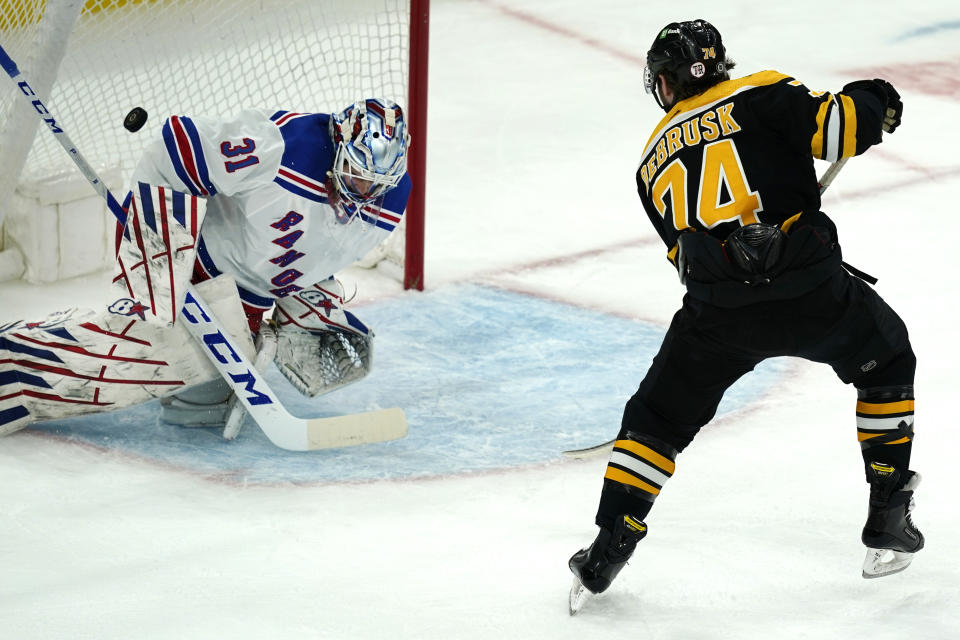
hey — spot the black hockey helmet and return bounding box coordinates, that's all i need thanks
[644,19,731,111]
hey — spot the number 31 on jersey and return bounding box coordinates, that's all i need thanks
[220,138,259,173]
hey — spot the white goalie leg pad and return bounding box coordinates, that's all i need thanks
[0,306,203,436]
[0,274,254,436]
[271,278,373,397]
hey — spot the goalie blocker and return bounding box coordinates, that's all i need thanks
[1,186,249,435]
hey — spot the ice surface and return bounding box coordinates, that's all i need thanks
[24,283,790,483]
[2,1,959,638]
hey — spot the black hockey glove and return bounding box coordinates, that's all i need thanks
[843,78,902,134]
[874,79,902,134]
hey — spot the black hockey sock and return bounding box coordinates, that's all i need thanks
[856,385,914,486]
[595,431,677,530]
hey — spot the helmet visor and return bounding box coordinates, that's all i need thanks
[334,143,403,204]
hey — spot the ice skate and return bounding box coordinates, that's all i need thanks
[568,515,647,615]
[861,462,924,579]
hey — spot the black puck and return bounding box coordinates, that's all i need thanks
[123,107,148,132]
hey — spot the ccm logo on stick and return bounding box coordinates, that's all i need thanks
[17,80,62,132]
[181,292,272,406]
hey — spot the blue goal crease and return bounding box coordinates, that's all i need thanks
[28,283,789,484]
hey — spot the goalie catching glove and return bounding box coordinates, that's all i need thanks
[270,278,373,397]
[273,323,372,397]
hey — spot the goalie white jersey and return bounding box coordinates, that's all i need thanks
[130,109,412,317]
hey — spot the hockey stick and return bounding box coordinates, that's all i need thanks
[562,159,850,460]
[561,440,618,459]
[818,157,848,195]
[178,290,406,450]
[0,43,407,451]
[222,324,278,441]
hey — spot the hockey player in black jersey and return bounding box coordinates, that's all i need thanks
[569,19,922,613]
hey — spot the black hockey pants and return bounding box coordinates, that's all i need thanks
[596,269,915,528]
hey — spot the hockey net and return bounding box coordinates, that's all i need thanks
[0,0,426,288]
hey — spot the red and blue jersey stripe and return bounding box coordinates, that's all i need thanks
[162,116,217,197]
[270,111,311,127]
[273,165,331,205]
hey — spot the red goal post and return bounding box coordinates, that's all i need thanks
[405,0,428,291]
[0,0,428,289]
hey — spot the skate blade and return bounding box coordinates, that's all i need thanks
[862,547,916,579]
[569,575,592,616]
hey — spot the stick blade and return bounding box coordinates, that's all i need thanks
[562,438,615,459]
[305,408,407,450]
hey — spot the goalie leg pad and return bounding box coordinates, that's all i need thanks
[0,307,203,436]
[0,275,255,436]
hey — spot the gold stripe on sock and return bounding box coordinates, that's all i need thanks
[605,466,661,496]
[613,440,676,474]
[856,399,914,415]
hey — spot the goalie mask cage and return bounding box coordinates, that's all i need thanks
[0,0,428,290]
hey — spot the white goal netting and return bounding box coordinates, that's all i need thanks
[0,0,415,282]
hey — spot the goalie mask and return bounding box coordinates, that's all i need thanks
[644,19,731,111]
[330,98,410,205]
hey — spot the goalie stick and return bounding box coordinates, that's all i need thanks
[178,290,406,450]
[562,158,850,460]
[0,43,407,451]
